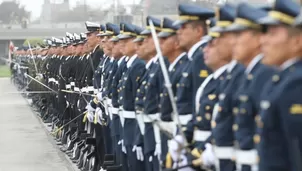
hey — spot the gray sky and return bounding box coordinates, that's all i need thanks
[1,0,140,20]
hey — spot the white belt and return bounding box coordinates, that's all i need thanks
[236,149,257,165]
[122,110,136,119]
[87,86,94,92]
[74,87,80,92]
[49,78,55,82]
[213,146,235,159]
[107,99,112,107]
[143,113,160,123]
[193,130,211,142]
[94,89,98,94]
[112,107,119,115]
[81,87,87,92]
[66,84,71,89]
[70,82,75,86]
[178,114,193,125]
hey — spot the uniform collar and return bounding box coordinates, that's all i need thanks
[187,36,209,61]
[146,58,153,69]
[127,54,138,68]
[227,60,237,72]
[118,56,126,66]
[168,52,186,72]
[280,57,300,71]
[245,54,263,74]
[110,57,114,62]
[152,54,159,63]
[213,64,228,79]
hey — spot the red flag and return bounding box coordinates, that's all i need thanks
[8,40,14,63]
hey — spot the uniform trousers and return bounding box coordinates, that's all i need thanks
[125,145,144,171]
[145,151,160,171]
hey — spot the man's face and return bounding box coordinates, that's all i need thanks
[112,41,122,58]
[261,25,292,66]
[233,30,261,64]
[203,39,220,69]
[123,38,136,56]
[160,35,176,58]
[143,35,156,57]
[136,41,145,59]
[216,32,236,62]
[87,32,99,49]
[177,22,201,50]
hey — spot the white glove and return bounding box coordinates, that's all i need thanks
[66,101,70,108]
[172,154,195,171]
[77,100,80,109]
[96,107,103,124]
[87,112,94,123]
[169,135,186,161]
[154,143,161,159]
[36,73,43,80]
[97,92,103,102]
[118,140,127,154]
[201,143,216,168]
[86,103,95,113]
[24,73,27,78]
[132,145,144,161]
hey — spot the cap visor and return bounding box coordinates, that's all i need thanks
[133,37,144,43]
[118,34,133,40]
[109,37,119,42]
[224,24,248,32]
[157,32,174,38]
[140,29,151,35]
[173,20,188,26]
[99,33,112,37]
[210,26,226,33]
[257,16,280,25]
[85,31,93,34]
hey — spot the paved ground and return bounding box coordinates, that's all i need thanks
[0,78,75,171]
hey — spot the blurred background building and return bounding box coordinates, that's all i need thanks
[0,0,299,57]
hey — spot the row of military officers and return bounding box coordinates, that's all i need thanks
[11,0,302,171]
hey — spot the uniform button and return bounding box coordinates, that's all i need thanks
[137,89,140,93]
[160,93,163,97]
[240,108,246,114]
[272,75,280,82]
[197,116,202,122]
[145,86,148,89]
[232,124,238,131]
[254,134,261,144]
[143,97,146,100]
[247,74,253,80]
[135,97,139,101]
[211,121,216,128]
[181,83,185,87]
[205,113,211,120]
[205,105,210,110]
[233,107,239,115]
[176,83,180,87]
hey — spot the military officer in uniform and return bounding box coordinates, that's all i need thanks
[255,0,301,170]
[224,3,275,171]
[118,23,146,171]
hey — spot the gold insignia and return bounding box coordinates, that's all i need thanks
[254,134,261,144]
[290,104,302,115]
[272,75,280,82]
[205,113,211,120]
[182,72,189,77]
[197,116,202,122]
[208,94,216,100]
[233,107,239,115]
[247,74,253,80]
[219,93,225,100]
[199,70,208,78]
[191,148,201,158]
[205,105,210,110]
[260,100,270,110]
[240,108,246,114]
[233,124,238,131]
[239,95,248,102]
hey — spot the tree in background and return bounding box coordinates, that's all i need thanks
[23,38,44,48]
[0,1,30,24]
